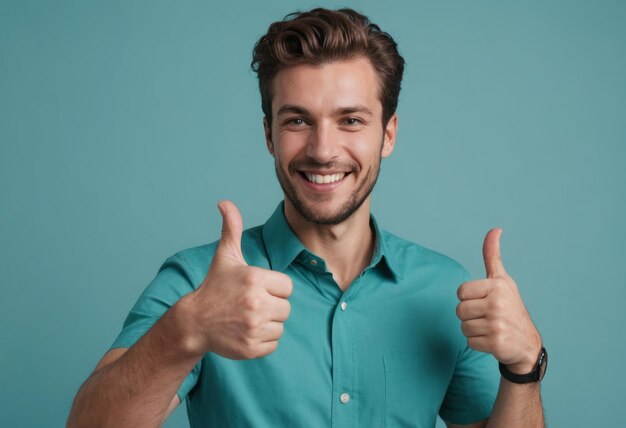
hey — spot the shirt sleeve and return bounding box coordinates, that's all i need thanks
[438,345,500,425]
[438,267,500,425]
[110,253,201,402]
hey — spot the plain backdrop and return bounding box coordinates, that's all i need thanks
[1,1,624,427]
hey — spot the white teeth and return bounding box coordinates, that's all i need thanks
[304,172,346,184]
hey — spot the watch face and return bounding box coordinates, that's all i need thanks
[538,348,548,381]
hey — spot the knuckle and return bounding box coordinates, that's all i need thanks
[275,273,293,296]
[492,320,505,335]
[242,334,255,347]
[455,302,464,319]
[285,300,292,317]
[276,323,285,337]
[243,313,260,330]
[239,336,254,353]
[456,283,466,300]
[285,277,294,296]
[241,346,257,360]
[242,294,262,311]
[494,278,509,291]
[489,298,505,314]
[244,268,263,288]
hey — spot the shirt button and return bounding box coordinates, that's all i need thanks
[310,259,318,266]
[340,301,347,311]
[340,393,350,404]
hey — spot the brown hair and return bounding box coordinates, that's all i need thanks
[251,8,405,127]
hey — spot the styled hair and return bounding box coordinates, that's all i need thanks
[251,8,405,127]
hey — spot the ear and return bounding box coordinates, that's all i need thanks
[263,117,274,157]
[381,113,398,158]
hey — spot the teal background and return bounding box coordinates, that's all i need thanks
[1,1,624,427]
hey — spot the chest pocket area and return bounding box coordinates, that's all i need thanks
[383,352,449,428]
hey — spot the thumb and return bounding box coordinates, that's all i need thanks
[216,200,246,265]
[483,227,506,278]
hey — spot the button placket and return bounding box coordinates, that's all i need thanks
[330,285,355,425]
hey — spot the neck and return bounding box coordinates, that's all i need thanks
[283,198,375,291]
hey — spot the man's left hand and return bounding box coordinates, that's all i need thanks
[456,228,542,374]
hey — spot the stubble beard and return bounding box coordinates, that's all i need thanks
[274,154,382,226]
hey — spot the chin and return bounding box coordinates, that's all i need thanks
[293,196,366,225]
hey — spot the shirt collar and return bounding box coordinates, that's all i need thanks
[262,200,402,280]
[369,214,403,280]
[262,201,307,272]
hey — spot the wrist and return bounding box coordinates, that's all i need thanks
[500,345,548,384]
[505,360,536,375]
[505,344,543,375]
[169,294,209,359]
[506,329,543,374]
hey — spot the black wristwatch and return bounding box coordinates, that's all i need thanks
[499,347,548,384]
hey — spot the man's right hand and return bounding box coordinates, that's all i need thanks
[179,200,293,360]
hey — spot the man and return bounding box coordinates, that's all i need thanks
[68,8,546,428]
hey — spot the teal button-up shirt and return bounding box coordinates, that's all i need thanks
[112,201,499,427]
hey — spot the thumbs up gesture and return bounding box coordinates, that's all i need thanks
[179,200,293,360]
[456,228,542,374]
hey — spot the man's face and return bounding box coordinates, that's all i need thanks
[264,56,397,225]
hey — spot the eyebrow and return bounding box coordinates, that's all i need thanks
[276,104,374,117]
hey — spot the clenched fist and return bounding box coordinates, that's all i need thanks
[456,228,542,374]
[179,200,293,360]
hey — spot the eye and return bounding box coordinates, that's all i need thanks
[287,118,307,126]
[343,117,363,126]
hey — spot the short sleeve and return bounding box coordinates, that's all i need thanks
[438,344,499,424]
[110,254,202,402]
[439,268,500,425]
[438,267,500,425]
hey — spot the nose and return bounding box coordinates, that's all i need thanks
[305,122,339,164]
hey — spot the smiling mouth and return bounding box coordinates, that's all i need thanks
[299,171,351,184]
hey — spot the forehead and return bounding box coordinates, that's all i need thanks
[271,56,382,116]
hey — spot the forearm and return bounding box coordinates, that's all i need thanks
[485,377,544,428]
[67,299,201,428]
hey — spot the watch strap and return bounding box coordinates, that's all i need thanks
[499,347,547,384]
